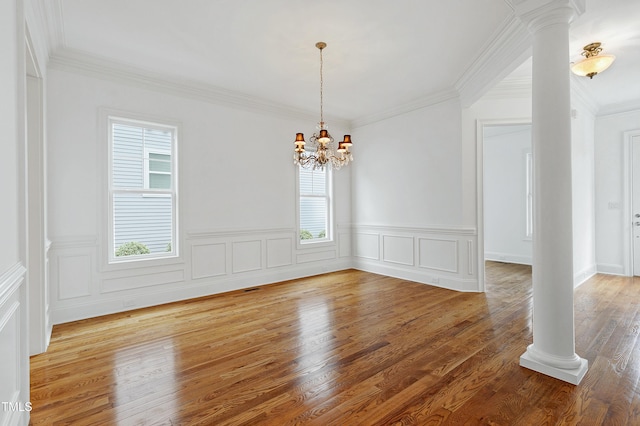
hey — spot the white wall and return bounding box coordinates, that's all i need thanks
[46,65,352,324]
[571,97,598,285]
[594,109,640,275]
[0,0,30,424]
[351,97,479,291]
[483,125,532,264]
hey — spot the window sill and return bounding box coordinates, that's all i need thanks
[297,239,336,250]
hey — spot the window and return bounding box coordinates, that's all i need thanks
[109,117,178,262]
[298,164,332,243]
[144,150,172,190]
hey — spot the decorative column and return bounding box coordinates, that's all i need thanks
[516,0,588,384]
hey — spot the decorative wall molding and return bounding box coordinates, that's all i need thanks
[191,243,226,279]
[0,263,26,426]
[481,76,531,100]
[598,102,640,118]
[49,227,351,324]
[232,240,262,273]
[187,227,296,239]
[382,235,414,266]
[0,263,26,308]
[49,235,98,249]
[455,15,532,107]
[418,238,459,273]
[353,225,479,292]
[49,49,350,129]
[57,253,92,299]
[351,88,460,129]
[354,224,476,236]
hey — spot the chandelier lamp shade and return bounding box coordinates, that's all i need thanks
[570,42,615,79]
[294,42,353,170]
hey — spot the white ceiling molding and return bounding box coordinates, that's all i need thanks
[455,15,532,108]
[482,76,532,101]
[513,0,585,22]
[48,49,349,128]
[597,100,640,118]
[34,0,65,58]
[350,87,460,129]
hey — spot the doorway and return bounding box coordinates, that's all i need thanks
[476,119,532,290]
[25,31,50,354]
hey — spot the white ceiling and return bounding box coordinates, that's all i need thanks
[48,0,640,122]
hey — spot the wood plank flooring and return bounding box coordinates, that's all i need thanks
[29,263,640,425]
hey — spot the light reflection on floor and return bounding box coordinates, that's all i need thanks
[111,337,178,423]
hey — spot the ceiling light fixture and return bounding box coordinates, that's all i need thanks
[570,42,615,79]
[294,42,353,170]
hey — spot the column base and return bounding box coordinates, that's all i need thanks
[520,349,588,385]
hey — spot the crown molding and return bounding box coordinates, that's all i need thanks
[48,48,350,128]
[350,87,460,129]
[597,100,640,118]
[455,15,532,108]
[36,0,65,57]
[482,76,532,100]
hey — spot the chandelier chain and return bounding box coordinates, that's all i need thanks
[319,46,324,125]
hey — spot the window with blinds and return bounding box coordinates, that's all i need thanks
[109,117,178,262]
[298,164,331,243]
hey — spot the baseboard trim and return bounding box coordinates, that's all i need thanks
[353,259,480,292]
[596,263,626,276]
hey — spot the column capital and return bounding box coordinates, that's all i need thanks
[514,0,584,33]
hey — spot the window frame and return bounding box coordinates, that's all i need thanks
[107,115,179,264]
[296,162,334,248]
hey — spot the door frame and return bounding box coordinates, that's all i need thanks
[25,26,50,354]
[623,130,640,276]
[476,118,532,291]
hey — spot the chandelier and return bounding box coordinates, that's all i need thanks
[570,42,615,79]
[294,42,353,170]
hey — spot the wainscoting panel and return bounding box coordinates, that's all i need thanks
[102,268,185,293]
[191,243,226,279]
[232,240,262,273]
[418,238,459,273]
[266,238,293,269]
[338,231,351,258]
[48,226,350,324]
[353,225,478,292]
[297,250,336,264]
[57,254,92,300]
[382,235,414,266]
[354,233,380,260]
[0,263,27,426]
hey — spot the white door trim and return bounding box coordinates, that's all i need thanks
[623,130,640,276]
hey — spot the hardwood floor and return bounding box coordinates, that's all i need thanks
[30,263,640,425]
